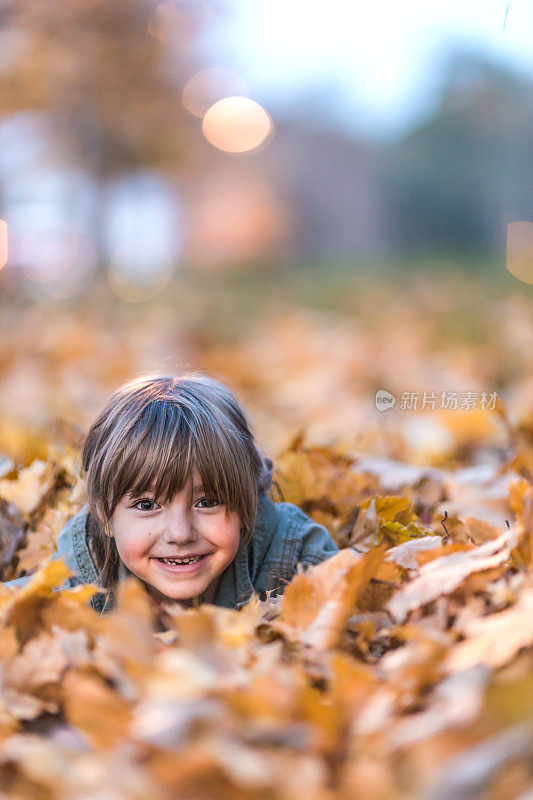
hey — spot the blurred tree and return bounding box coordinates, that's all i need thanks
[0,0,207,262]
[386,49,533,256]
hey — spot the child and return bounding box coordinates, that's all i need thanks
[4,373,338,619]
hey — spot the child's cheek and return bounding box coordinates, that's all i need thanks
[217,515,241,558]
[120,524,152,561]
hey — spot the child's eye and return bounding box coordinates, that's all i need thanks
[195,497,222,509]
[133,498,160,512]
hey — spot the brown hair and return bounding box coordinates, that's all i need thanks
[80,372,274,590]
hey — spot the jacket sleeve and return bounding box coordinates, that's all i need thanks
[296,517,339,568]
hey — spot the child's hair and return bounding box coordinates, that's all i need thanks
[80,371,274,590]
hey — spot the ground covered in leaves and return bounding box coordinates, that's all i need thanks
[1,269,533,800]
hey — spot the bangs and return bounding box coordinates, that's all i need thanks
[106,400,247,514]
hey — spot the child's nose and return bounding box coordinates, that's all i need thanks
[161,507,197,544]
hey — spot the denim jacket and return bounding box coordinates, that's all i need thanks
[3,492,338,613]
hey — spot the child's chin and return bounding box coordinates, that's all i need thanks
[164,591,201,602]
[144,580,206,604]
[160,580,210,602]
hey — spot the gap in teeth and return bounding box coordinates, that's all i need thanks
[160,556,201,564]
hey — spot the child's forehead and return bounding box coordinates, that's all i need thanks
[137,467,205,495]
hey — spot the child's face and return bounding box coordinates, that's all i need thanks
[109,469,241,603]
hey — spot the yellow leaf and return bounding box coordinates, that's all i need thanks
[2,557,99,645]
[63,669,132,749]
[379,520,428,545]
[509,477,531,525]
[361,495,412,522]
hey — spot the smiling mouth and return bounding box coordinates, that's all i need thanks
[155,555,208,566]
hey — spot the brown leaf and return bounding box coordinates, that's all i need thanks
[387,525,520,623]
[15,507,72,576]
[0,498,26,579]
[3,630,68,693]
[63,668,132,749]
[273,440,377,539]
[98,577,159,681]
[0,459,56,518]
[275,548,364,641]
[508,477,531,525]
[462,516,503,545]
[445,587,533,672]
[509,485,533,569]
[437,463,516,530]
[281,546,388,650]
[2,558,98,646]
[386,535,445,570]
[387,666,488,748]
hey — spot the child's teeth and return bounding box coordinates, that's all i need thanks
[161,556,201,564]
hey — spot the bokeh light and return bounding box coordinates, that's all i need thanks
[35,236,98,300]
[19,221,78,283]
[0,220,7,269]
[107,238,174,302]
[201,96,274,153]
[182,67,249,118]
[147,0,215,42]
[186,175,287,269]
[147,1,181,41]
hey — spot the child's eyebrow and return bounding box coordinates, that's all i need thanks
[128,482,206,499]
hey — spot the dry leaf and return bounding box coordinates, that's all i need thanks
[63,668,132,749]
[387,525,520,623]
[386,535,444,570]
[445,587,533,672]
[0,499,26,579]
[0,460,56,518]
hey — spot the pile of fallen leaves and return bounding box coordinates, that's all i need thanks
[1,428,533,800]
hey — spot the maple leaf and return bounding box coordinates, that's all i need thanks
[0,499,26,580]
[1,557,99,646]
[0,459,57,519]
[273,546,389,650]
[360,494,413,523]
[1,630,69,719]
[273,438,378,541]
[378,520,429,545]
[387,524,521,624]
[63,668,132,750]
[445,585,533,672]
[509,484,533,569]
[386,535,444,570]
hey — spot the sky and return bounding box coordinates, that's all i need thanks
[199,0,533,135]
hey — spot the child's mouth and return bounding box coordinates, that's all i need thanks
[154,554,209,574]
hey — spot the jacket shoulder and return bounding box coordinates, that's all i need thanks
[55,505,96,579]
[276,501,338,564]
[252,500,338,594]
[57,506,106,611]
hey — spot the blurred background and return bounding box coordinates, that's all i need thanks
[0,0,532,468]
